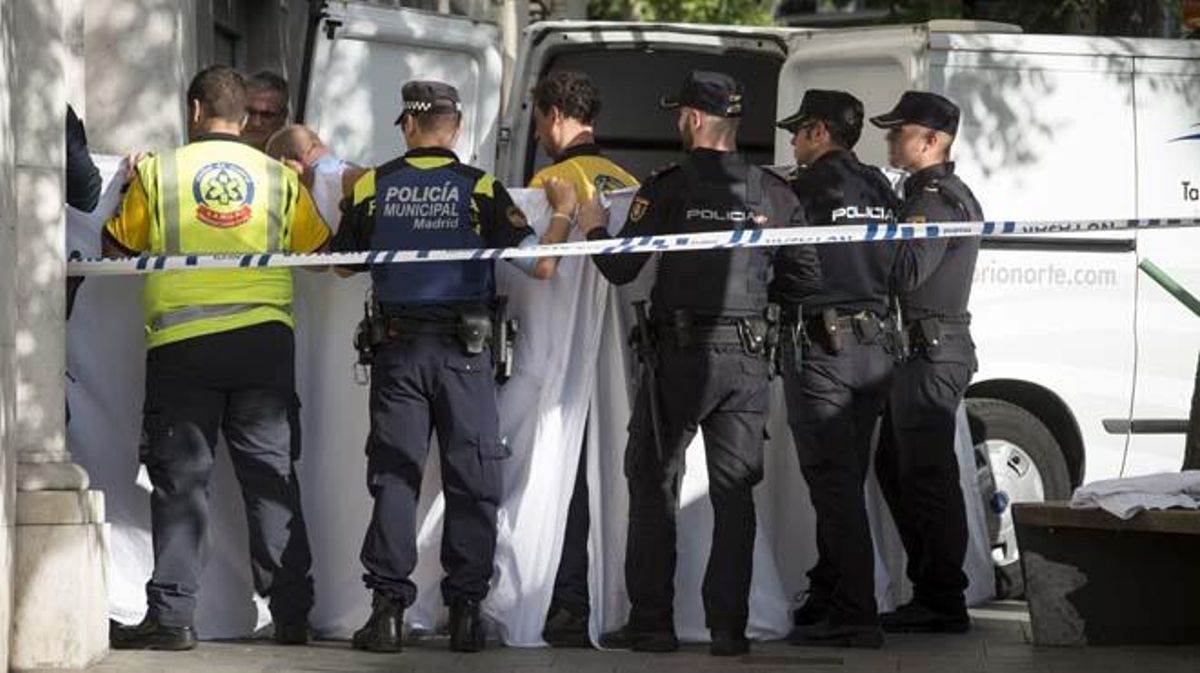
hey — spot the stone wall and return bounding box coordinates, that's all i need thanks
[0,0,18,667]
[82,0,196,154]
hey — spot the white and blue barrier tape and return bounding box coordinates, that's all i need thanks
[68,216,1200,277]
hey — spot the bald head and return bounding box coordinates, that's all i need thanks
[265,124,326,165]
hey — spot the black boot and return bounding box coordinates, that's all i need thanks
[110,617,197,651]
[709,629,750,657]
[274,622,309,645]
[880,600,970,634]
[792,591,830,627]
[599,624,679,653]
[543,603,591,648]
[352,593,404,653]
[449,600,486,653]
[790,619,884,649]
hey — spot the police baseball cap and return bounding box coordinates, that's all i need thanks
[395,80,462,124]
[776,89,864,134]
[869,91,960,135]
[659,70,744,118]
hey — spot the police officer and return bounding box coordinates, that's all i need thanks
[529,69,639,648]
[770,90,900,648]
[569,70,820,657]
[870,91,983,634]
[333,80,573,654]
[105,65,327,650]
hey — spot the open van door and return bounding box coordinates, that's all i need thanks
[299,1,503,170]
[498,21,803,185]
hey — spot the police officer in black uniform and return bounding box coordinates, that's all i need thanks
[870,91,984,634]
[568,70,820,657]
[333,80,574,654]
[770,90,900,649]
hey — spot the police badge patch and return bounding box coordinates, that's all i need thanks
[507,205,529,228]
[630,196,650,223]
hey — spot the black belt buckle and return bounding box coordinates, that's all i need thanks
[670,309,694,349]
[736,318,766,356]
[854,312,882,343]
[918,317,943,349]
[821,308,843,353]
[457,311,492,355]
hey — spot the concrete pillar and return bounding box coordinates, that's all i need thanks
[0,0,18,668]
[9,0,109,668]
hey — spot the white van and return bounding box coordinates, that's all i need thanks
[299,2,1200,594]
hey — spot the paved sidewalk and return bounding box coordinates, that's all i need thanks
[55,604,1200,673]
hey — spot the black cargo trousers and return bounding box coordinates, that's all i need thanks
[875,326,976,613]
[359,331,507,609]
[784,313,895,626]
[140,322,313,629]
[624,344,771,633]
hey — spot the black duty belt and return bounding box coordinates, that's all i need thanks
[656,323,747,347]
[382,317,460,339]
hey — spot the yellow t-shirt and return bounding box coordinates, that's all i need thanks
[529,144,638,200]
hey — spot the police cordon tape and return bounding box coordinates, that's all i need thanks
[68,216,1200,277]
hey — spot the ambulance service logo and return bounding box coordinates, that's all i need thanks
[193,162,255,228]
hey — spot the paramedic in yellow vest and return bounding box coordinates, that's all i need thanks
[103,65,330,651]
[530,70,638,648]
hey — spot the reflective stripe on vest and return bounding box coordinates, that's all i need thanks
[149,302,293,332]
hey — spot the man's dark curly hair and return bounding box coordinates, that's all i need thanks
[532,70,602,125]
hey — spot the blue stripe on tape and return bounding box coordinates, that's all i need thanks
[239,255,253,267]
[257,255,271,267]
[865,224,879,240]
[136,257,149,270]
[926,225,940,239]
[186,255,197,266]
[154,256,167,270]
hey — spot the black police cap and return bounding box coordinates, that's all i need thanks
[869,91,960,135]
[659,70,744,118]
[776,89,864,134]
[394,80,462,125]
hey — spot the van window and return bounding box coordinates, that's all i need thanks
[525,48,784,183]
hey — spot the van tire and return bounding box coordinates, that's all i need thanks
[965,397,1071,600]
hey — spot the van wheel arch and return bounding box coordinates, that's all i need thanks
[966,379,1085,488]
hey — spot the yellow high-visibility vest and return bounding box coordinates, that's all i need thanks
[139,139,299,349]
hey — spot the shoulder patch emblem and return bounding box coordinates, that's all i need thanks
[630,196,651,223]
[507,205,529,229]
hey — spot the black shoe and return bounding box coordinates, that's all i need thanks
[543,604,591,648]
[449,600,486,653]
[110,617,197,651]
[709,629,750,657]
[352,593,404,653]
[792,592,830,627]
[790,619,884,649]
[880,601,970,634]
[599,625,679,653]
[274,622,309,645]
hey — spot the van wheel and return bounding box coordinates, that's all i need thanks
[965,398,1071,600]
